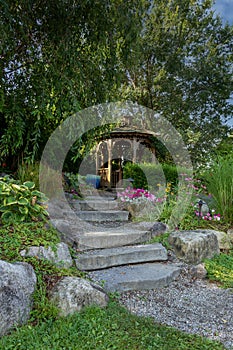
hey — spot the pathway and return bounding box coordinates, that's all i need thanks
[53,190,183,292]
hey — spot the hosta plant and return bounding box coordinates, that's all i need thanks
[0,176,48,224]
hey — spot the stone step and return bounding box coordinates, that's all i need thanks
[88,262,182,292]
[85,195,116,201]
[75,243,168,271]
[75,210,129,222]
[77,229,152,250]
[72,200,119,211]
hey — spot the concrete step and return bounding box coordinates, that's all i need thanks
[75,210,129,222]
[75,243,168,271]
[88,262,182,292]
[77,229,152,250]
[72,200,119,211]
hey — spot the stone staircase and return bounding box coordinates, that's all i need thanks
[71,194,129,223]
[54,191,183,292]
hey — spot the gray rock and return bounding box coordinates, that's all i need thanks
[168,230,220,264]
[213,230,233,250]
[50,277,109,316]
[227,229,233,242]
[189,263,207,279]
[150,222,168,237]
[0,260,37,336]
[20,242,73,268]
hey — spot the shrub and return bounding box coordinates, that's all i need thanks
[123,163,148,189]
[123,162,191,190]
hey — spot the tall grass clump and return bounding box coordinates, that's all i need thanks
[203,155,233,224]
[16,162,40,189]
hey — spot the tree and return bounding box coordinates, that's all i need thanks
[119,0,233,165]
[0,0,148,168]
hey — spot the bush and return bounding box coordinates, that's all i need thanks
[123,162,190,190]
[123,163,148,189]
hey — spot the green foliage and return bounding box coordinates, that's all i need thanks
[0,222,60,261]
[123,162,190,190]
[63,173,86,194]
[123,163,148,189]
[0,0,147,166]
[1,0,232,170]
[149,232,171,250]
[205,252,233,288]
[0,176,48,224]
[0,302,225,350]
[202,155,233,224]
[119,0,233,164]
[16,162,40,189]
[160,164,179,186]
[213,135,233,158]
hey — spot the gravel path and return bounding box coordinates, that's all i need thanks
[119,268,233,349]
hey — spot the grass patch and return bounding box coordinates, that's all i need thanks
[0,222,60,261]
[0,302,226,350]
[149,231,171,250]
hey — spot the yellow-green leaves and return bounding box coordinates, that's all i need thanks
[0,176,48,224]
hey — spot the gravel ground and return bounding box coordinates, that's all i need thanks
[119,268,233,349]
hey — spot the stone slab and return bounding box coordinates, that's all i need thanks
[88,263,182,292]
[85,196,116,201]
[78,230,152,250]
[73,200,119,211]
[75,210,129,222]
[75,243,168,270]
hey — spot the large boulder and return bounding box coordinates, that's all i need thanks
[213,230,233,250]
[168,230,220,264]
[0,260,37,336]
[20,242,73,268]
[50,277,109,317]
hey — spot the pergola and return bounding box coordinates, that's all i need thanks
[95,121,159,188]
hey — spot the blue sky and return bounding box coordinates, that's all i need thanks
[213,0,233,24]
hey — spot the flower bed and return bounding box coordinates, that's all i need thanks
[117,187,165,219]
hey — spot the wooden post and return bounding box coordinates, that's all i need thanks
[95,143,100,175]
[133,138,139,163]
[107,139,112,186]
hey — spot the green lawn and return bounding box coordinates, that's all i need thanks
[0,302,226,350]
